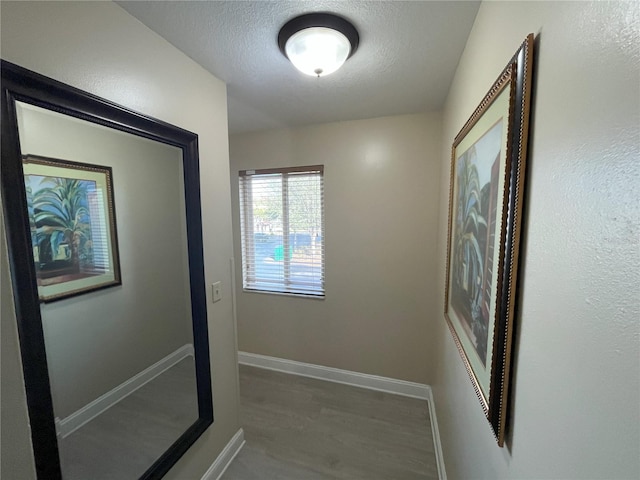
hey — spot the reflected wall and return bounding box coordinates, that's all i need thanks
[17,103,195,422]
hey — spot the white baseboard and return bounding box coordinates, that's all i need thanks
[201,428,245,480]
[426,388,447,480]
[238,351,430,399]
[56,343,194,439]
[238,351,446,480]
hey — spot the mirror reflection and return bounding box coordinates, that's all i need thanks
[16,101,199,479]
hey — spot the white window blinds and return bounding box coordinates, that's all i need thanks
[239,165,325,297]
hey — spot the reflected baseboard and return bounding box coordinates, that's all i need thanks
[55,344,194,439]
[201,428,245,480]
[237,351,447,480]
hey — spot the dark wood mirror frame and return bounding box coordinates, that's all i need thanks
[1,60,213,480]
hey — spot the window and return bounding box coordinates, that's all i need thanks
[239,165,324,297]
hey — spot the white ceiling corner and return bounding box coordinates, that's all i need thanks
[117,1,481,134]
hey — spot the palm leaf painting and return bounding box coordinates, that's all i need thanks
[444,34,533,447]
[21,155,120,303]
[450,121,502,365]
[25,175,95,278]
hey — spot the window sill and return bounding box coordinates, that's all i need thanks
[242,288,325,300]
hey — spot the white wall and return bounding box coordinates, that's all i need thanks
[230,113,441,384]
[0,2,239,479]
[433,2,640,479]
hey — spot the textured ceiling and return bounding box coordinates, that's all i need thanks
[117,1,480,134]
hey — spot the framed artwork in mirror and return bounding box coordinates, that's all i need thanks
[444,34,533,446]
[1,60,213,479]
[23,155,121,303]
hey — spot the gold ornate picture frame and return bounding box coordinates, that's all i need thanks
[444,34,533,446]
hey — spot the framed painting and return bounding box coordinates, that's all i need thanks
[444,34,533,446]
[22,155,121,302]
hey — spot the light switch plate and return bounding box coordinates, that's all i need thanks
[212,282,222,302]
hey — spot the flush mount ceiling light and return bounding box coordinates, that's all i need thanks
[278,13,359,77]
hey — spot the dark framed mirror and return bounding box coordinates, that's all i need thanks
[1,60,213,480]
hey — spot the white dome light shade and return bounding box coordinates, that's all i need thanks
[285,27,351,77]
[278,13,359,78]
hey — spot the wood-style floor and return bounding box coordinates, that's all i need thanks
[222,365,438,480]
[58,357,198,480]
